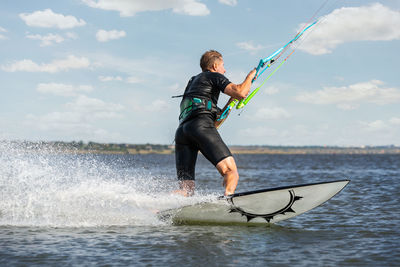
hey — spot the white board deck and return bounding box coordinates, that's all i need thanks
[158,180,350,225]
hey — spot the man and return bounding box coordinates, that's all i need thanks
[174,50,256,196]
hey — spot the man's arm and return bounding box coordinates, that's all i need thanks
[214,69,256,128]
[223,68,256,100]
[215,97,235,128]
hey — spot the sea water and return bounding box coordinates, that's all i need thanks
[0,141,399,266]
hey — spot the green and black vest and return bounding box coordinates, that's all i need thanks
[177,71,231,124]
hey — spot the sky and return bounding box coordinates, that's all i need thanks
[0,0,399,146]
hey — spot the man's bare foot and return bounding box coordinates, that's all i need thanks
[172,189,191,197]
[174,180,195,197]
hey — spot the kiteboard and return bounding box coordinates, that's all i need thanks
[158,180,350,225]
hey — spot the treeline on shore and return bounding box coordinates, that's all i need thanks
[4,140,400,155]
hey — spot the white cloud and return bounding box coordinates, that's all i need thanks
[89,53,182,85]
[65,32,78,39]
[252,107,291,120]
[264,86,280,95]
[0,26,8,40]
[37,83,93,97]
[27,112,86,131]
[126,76,142,84]
[98,76,123,82]
[298,3,400,55]
[167,83,181,93]
[98,75,143,84]
[336,103,358,111]
[26,33,65,46]
[389,117,400,125]
[236,41,264,54]
[295,80,400,109]
[239,126,279,138]
[25,95,125,139]
[96,29,126,42]
[360,120,388,132]
[226,70,248,84]
[218,0,237,6]
[335,118,400,145]
[26,112,121,141]
[19,9,86,29]
[66,95,124,119]
[1,55,90,73]
[82,0,210,17]
[145,99,169,112]
[26,32,78,46]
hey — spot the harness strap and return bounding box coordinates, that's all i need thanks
[171,94,185,98]
[179,97,217,124]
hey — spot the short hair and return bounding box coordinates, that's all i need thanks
[200,50,223,71]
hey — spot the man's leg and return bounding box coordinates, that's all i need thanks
[174,180,195,197]
[175,128,198,196]
[216,156,239,196]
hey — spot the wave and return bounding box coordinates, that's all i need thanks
[0,141,216,227]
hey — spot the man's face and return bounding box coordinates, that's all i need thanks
[214,58,226,74]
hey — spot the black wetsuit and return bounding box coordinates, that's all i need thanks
[175,71,232,181]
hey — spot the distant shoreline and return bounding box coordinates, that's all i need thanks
[2,141,400,155]
[229,146,400,155]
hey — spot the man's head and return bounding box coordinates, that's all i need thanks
[200,50,226,74]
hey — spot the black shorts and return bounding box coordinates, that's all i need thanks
[175,114,232,181]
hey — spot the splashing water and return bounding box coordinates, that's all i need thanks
[0,141,216,227]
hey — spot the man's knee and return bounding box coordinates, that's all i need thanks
[217,156,239,194]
